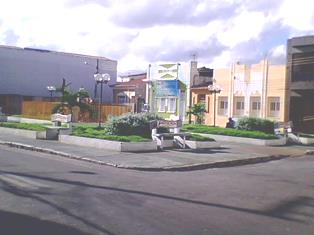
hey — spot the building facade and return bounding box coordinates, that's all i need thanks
[191,60,288,127]
[147,63,187,120]
[287,35,314,133]
[0,45,117,114]
[113,72,146,113]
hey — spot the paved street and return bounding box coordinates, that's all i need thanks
[0,145,314,235]
[1,132,314,170]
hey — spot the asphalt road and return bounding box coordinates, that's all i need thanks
[0,145,313,235]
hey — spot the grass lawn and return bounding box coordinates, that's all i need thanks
[186,134,215,142]
[0,122,48,131]
[72,126,151,142]
[299,133,314,138]
[182,124,278,140]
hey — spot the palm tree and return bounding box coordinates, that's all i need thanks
[52,82,92,121]
[187,103,206,124]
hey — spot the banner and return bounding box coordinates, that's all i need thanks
[155,80,179,97]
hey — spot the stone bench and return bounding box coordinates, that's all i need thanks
[153,132,190,150]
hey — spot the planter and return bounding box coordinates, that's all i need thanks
[0,126,37,139]
[59,135,157,152]
[0,126,68,140]
[298,137,314,145]
[7,116,52,125]
[185,140,220,149]
[36,128,60,140]
[0,115,7,122]
[191,133,287,146]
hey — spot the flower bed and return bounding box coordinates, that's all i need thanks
[71,126,150,142]
[184,134,220,149]
[182,124,278,140]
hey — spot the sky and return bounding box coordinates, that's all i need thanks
[0,0,314,73]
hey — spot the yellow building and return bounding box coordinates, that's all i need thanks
[191,60,289,127]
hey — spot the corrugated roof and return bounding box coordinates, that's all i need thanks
[0,44,115,61]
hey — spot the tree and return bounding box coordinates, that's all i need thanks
[187,103,206,124]
[52,82,92,119]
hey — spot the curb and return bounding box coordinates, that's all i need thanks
[118,155,291,171]
[305,150,314,155]
[0,140,310,172]
[0,140,118,168]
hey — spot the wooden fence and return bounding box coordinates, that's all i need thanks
[22,101,133,122]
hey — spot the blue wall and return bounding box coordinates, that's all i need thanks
[0,46,117,103]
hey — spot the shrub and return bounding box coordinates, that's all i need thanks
[182,124,277,140]
[71,125,150,142]
[0,122,47,131]
[187,134,215,142]
[104,113,162,137]
[236,117,274,134]
[187,103,206,124]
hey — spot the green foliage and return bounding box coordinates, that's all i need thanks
[187,103,206,124]
[104,113,162,137]
[71,125,150,142]
[182,124,277,140]
[187,134,215,142]
[52,86,92,115]
[299,133,314,138]
[157,127,170,134]
[236,117,274,134]
[0,122,47,131]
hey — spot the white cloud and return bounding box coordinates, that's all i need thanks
[279,0,314,32]
[0,0,314,72]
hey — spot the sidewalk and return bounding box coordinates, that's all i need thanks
[0,133,313,171]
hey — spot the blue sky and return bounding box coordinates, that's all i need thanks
[0,0,314,72]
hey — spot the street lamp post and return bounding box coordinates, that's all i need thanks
[94,73,110,128]
[208,84,222,127]
[46,86,56,101]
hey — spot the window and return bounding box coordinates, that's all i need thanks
[168,98,176,113]
[117,95,127,104]
[236,101,244,110]
[234,97,244,116]
[270,102,280,111]
[250,97,261,117]
[252,101,261,110]
[207,97,210,113]
[220,100,228,109]
[198,94,206,103]
[218,97,228,116]
[159,98,166,112]
[268,97,280,117]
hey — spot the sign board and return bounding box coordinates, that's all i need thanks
[274,121,292,134]
[157,119,182,128]
[158,64,178,80]
[51,113,72,123]
[149,120,158,130]
[155,80,180,97]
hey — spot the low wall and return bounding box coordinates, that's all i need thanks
[0,126,63,140]
[0,126,37,139]
[194,133,287,146]
[59,135,157,152]
[185,140,220,149]
[298,137,314,145]
[7,116,52,125]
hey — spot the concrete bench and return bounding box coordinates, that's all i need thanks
[153,132,190,150]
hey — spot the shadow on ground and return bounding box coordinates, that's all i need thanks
[1,170,313,225]
[0,209,92,235]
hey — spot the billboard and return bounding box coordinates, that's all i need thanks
[157,64,178,79]
[155,80,179,97]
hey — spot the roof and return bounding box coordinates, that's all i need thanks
[114,77,146,90]
[0,45,115,61]
[191,81,212,89]
[119,72,146,78]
